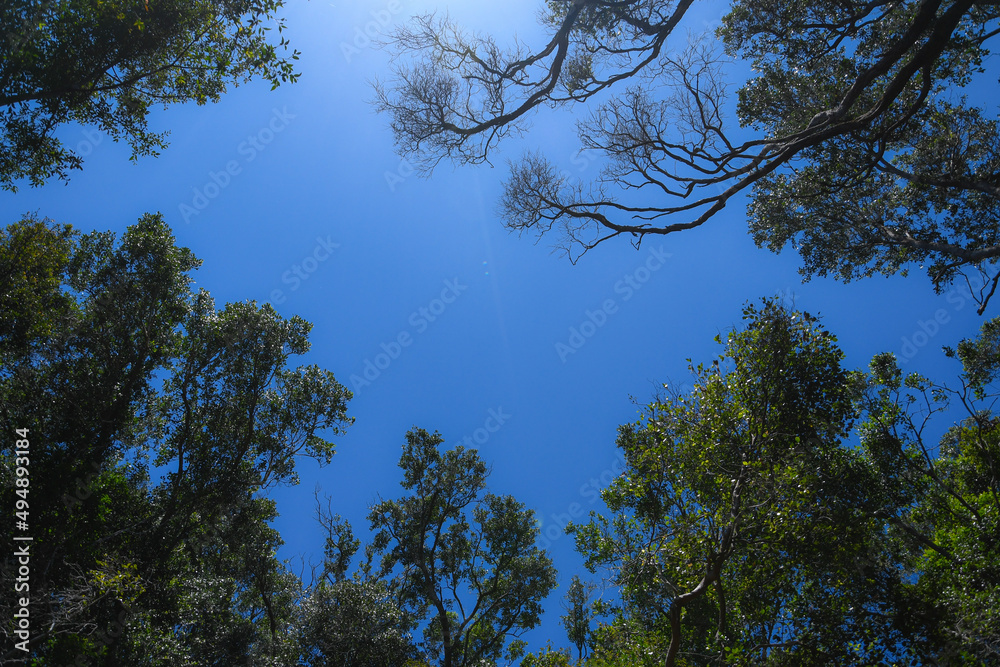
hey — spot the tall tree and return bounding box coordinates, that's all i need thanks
[369,428,558,667]
[570,300,913,666]
[561,575,594,661]
[297,499,424,666]
[1,0,300,190]
[0,213,352,664]
[856,334,1000,663]
[566,301,1000,665]
[375,0,1000,309]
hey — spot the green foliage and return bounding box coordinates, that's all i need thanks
[521,641,575,667]
[857,336,1000,664]
[1,0,300,190]
[0,214,76,352]
[7,2,1000,656]
[725,1,1000,302]
[561,574,594,660]
[0,213,352,665]
[584,615,670,667]
[297,576,421,667]
[572,300,913,665]
[948,316,1000,392]
[914,419,1000,662]
[559,301,1000,666]
[369,428,558,667]
[296,496,422,666]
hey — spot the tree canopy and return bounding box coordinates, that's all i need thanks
[1,0,299,190]
[570,300,1000,665]
[375,0,1000,309]
[369,428,558,667]
[0,213,352,664]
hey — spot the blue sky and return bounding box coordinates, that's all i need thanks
[3,0,996,654]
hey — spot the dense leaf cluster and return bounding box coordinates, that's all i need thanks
[567,301,1000,665]
[1,0,300,190]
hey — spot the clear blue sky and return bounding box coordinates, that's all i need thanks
[2,0,993,655]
